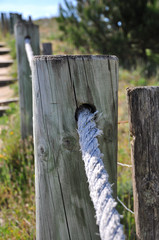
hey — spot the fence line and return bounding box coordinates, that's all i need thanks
[2,12,159,239]
[15,21,40,139]
[0,12,22,35]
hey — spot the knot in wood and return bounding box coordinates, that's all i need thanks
[62,136,77,151]
[103,123,113,142]
[38,144,48,160]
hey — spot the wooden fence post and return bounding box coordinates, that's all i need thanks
[15,21,40,139]
[32,55,118,240]
[1,13,10,36]
[127,87,159,240]
[6,13,22,34]
[4,13,9,34]
[9,13,14,34]
[13,14,22,32]
[42,42,52,55]
[1,13,6,36]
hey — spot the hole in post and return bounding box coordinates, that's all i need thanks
[25,35,31,40]
[24,36,31,44]
[75,103,96,121]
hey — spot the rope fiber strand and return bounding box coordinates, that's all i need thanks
[77,108,125,240]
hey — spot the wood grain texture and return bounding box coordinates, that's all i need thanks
[1,13,6,36]
[32,55,118,240]
[127,87,159,240]
[15,21,40,139]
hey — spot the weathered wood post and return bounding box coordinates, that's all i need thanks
[9,13,14,34]
[1,13,6,35]
[42,42,52,55]
[9,13,22,34]
[5,13,10,34]
[127,87,159,240]
[32,55,118,240]
[1,13,10,35]
[13,14,22,30]
[15,21,40,139]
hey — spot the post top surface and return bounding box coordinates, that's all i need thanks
[127,86,159,95]
[15,21,39,28]
[33,54,118,61]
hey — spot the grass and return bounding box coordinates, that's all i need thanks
[0,103,35,240]
[34,17,84,55]
[0,17,159,240]
[0,32,35,239]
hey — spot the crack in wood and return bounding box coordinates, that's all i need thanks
[57,171,72,240]
[67,56,78,107]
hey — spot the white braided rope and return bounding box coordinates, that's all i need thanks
[25,38,33,70]
[77,108,125,240]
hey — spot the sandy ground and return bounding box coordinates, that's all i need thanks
[0,85,14,100]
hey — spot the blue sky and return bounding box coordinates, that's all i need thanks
[0,0,65,19]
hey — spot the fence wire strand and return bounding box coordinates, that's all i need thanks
[117,196,134,214]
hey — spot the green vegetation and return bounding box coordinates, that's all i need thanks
[0,104,35,240]
[0,33,35,239]
[58,0,159,75]
[0,16,159,239]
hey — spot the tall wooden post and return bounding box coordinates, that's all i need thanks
[9,13,14,34]
[32,55,118,240]
[15,21,40,139]
[42,42,52,55]
[127,87,159,240]
[1,13,10,35]
[9,13,22,34]
[1,13,5,36]
[5,13,9,34]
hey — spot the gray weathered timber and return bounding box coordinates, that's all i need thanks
[12,14,22,34]
[1,13,6,35]
[15,21,40,139]
[9,13,22,34]
[32,55,118,240]
[0,12,10,36]
[9,13,14,34]
[127,87,159,240]
[42,42,52,55]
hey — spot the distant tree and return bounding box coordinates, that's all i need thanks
[117,0,159,57]
[58,0,159,69]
